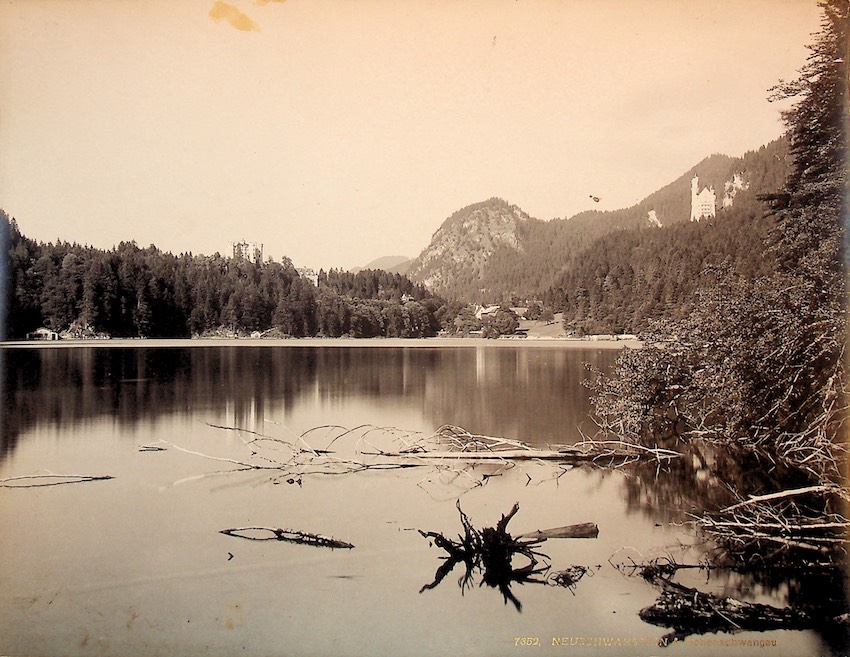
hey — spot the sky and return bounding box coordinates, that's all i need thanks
[0,0,823,271]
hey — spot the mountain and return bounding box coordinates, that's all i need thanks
[406,137,790,303]
[352,255,413,275]
[405,198,532,299]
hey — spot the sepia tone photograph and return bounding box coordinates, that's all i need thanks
[0,1,847,655]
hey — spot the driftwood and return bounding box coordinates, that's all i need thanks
[639,572,815,645]
[220,526,354,549]
[515,523,599,541]
[419,502,597,611]
[0,473,114,488]
[610,554,848,646]
[373,425,680,464]
[719,485,850,513]
[154,422,679,499]
[548,565,596,593]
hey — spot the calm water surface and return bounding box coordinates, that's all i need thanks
[0,343,841,656]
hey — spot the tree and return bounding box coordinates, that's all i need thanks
[452,307,481,336]
[481,307,519,339]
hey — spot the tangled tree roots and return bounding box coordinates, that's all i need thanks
[418,501,597,611]
[612,554,849,647]
[548,565,596,594]
[639,572,816,646]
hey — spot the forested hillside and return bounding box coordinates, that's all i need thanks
[0,215,447,340]
[543,181,785,334]
[590,0,847,480]
[406,138,790,306]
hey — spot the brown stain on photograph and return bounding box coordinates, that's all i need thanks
[209,1,259,32]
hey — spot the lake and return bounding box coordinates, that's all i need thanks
[0,341,843,656]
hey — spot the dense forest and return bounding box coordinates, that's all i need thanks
[543,188,782,335]
[540,139,790,334]
[0,216,454,341]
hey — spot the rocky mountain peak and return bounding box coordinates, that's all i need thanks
[406,198,531,295]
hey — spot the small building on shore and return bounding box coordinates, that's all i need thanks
[27,327,59,341]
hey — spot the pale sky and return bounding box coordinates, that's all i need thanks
[0,0,821,271]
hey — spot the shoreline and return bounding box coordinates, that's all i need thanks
[0,336,642,350]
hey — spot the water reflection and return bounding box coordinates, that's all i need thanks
[634,565,850,650]
[1,344,846,656]
[0,345,615,459]
[418,501,588,613]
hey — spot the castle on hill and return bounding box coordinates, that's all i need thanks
[690,175,716,222]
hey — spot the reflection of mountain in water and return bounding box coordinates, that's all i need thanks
[0,345,619,459]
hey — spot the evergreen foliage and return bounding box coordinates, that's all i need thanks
[590,0,848,479]
[0,216,449,340]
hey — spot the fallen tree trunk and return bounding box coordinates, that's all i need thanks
[370,448,676,462]
[372,449,578,461]
[639,573,815,644]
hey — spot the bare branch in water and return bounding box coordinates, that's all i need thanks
[157,422,680,498]
[693,484,849,565]
[220,526,354,549]
[0,473,114,488]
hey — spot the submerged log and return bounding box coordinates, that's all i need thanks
[374,449,572,460]
[372,447,677,462]
[639,575,814,640]
[220,526,354,549]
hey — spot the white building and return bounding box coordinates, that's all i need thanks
[231,240,264,263]
[690,175,716,222]
[297,267,319,286]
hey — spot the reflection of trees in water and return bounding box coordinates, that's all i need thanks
[620,440,814,525]
[615,440,849,653]
[0,346,619,460]
[1,347,321,456]
[422,348,618,445]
